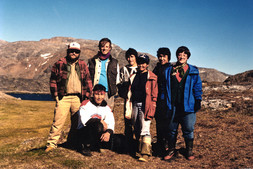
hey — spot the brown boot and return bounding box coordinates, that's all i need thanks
[138,136,151,162]
[164,149,175,161]
[45,146,55,153]
[164,137,176,161]
[185,139,194,160]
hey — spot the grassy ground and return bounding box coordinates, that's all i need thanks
[0,98,252,168]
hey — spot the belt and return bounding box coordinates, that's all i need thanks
[65,93,80,96]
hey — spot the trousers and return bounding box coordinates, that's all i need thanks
[47,95,81,148]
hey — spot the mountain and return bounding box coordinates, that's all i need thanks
[0,37,240,93]
[0,37,157,93]
[224,70,253,85]
[199,67,230,83]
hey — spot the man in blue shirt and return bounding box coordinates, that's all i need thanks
[88,38,120,110]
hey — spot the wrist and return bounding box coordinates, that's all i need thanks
[105,129,113,135]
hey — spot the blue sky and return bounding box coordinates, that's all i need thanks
[0,0,252,75]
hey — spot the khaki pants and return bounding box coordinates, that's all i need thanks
[47,95,81,148]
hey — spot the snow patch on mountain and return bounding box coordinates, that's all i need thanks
[41,53,52,59]
[41,61,48,65]
[199,69,206,73]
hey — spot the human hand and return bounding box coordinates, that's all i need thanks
[100,132,110,142]
[194,99,201,112]
[100,120,108,131]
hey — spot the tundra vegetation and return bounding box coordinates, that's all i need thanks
[0,83,252,168]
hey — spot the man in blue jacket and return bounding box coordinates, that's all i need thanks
[164,46,202,161]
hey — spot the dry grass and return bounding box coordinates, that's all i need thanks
[0,97,252,168]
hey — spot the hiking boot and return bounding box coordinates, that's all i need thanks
[45,146,55,153]
[138,155,149,162]
[164,149,175,161]
[187,153,195,160]
[185,139,195,160]
[78,144,92,156]
[80,148,92,157]
[186,146,195,160]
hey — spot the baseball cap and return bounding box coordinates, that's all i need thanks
[137,54,150,64]
[68,42,80,50]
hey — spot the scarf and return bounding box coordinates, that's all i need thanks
[99,51,111,60]
[172,62,187,78]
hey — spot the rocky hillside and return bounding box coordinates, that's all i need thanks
[0,37,128,79]
[224,70,253,85]
[199,67,229,83]
[0,37,235,93]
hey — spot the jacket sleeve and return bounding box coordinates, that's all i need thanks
[49,63,58,100]
[116,63,120,85]
[104,107,115,132]
[193,73,202,100]
[147,73,158,120]
[151,74,158,102]
[83,62,93,99]
[117,67,129,99]
[153,66,158,76]
[79,104,91,127]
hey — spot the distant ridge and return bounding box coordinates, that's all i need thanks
[0,37,248,93]
[199,67,230,83]
[224,70,253,85]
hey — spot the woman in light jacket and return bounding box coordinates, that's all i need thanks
[125,54,158,162]
[117,48,138,155]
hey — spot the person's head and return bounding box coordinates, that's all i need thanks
[67,42,81,62]
[98,38,112,55]
[137,54,149,73]
[93,84,106,105]
[157,47,171,65]
[125,48,138,67]
[176,46,191,65]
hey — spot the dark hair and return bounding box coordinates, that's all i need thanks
[98,38,112,49]
[176,46,191,58]
[93,84,106,92]
[125,48,138,60]
[157,47,171,61]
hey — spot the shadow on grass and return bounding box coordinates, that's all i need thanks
[25,147,47,156]
[58,134,129,155]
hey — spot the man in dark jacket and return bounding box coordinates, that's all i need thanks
[88,38,119,110]
[45,42,93,152]
[153,47,171,157]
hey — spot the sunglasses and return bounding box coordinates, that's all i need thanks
[68,49,80,54]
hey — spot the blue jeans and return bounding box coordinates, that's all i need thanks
[132,102,151,140]
[167,112,196,141]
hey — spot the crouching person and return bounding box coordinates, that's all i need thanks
[125,54,158,162]
[77,84,115,156]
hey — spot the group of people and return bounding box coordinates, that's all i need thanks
[44,38,202,163]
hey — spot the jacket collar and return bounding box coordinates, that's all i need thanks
[147,70,157,80]
[167,64,199,75]
[188,64,199,74]
[90,97,107,107]
[156,62,171,68]
[94,52,112,61]
[131,70,156,81]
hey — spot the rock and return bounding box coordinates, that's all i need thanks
[0,91,17,100]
